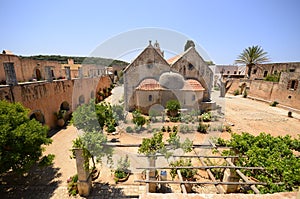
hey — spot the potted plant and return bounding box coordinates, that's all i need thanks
[138,132,165,192]
[169,158,197,193]
[166,100,180,117]
[114,155,130,183]
[55,110,66,127]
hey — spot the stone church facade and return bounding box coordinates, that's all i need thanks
[123,41,214,114]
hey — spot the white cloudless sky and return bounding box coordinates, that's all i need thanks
[0,0,299,64]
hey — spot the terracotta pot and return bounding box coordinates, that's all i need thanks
[57,118,65,127]
[117,172,130,182]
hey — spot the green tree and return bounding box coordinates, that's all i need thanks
[72,100,101,132]
[72,131,113,170]
[218,132,300,193]
[0,100,53,174]
[72,100,116,132]
[132,110,146,128]
[184,40,195,51]
[235,45,270,78]
[138,132,165,156]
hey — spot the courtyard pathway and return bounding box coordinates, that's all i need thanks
[2,86,299,198]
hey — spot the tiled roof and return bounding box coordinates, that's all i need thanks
[136,79,162,90]
[137,78,205,91]
[183,79,205,91]
[167,54,181,65]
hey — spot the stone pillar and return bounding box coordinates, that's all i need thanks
[78,67,83,78]
[148,157,157,193]
[222,169,240,193]
[45,66,53,82]
[74,149,92,196]
[3,62,17,85]
[65,66,71,80]
[222,157,240,193]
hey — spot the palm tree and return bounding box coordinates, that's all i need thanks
[235,45,270,78]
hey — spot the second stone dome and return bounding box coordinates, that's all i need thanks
[159,72,185,89]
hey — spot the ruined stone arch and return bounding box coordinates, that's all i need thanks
[33,66,43,81]
[60,101,70,111]
[79,95,85,105]
[29,110,45,124]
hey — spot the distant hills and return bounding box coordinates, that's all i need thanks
[20,55,129,67]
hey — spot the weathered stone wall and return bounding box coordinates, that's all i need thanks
[171,47,213,101]
[227,73,300,110]
[124,45,170,111]
[248,62,300,80]
[0,76,112,129]
[0,54,63,83]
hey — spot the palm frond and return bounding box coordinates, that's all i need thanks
[235,45,270,65]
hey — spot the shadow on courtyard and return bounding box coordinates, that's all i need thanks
[87,182,139,199]
[0,164,62,199]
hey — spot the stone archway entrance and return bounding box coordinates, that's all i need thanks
[30,110,45,124]
[35,69,42,81]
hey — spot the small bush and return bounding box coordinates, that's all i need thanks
[169,116,181,122]
[161,126,166,132]
[233,89,240,96]
[167,126,172,132]
[201,112,212,122]
[197,122,209,133]
[270,101,279,107]
[126,126,133,133]
[243,90,248,98]
[172,126,178,133]
[225,125,232,133]
[264,74,280,82]
[67,174,78,196]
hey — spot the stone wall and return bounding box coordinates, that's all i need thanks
[124,45,170,111]
[171,47,213,101]
[227,72,300,110]
[0,76,112,129]
[248,62,300,80]
[0,54,63,83]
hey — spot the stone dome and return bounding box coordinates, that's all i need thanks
[159,72,185,89]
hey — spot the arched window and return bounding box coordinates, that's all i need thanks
[287,80,298,90]
[30,110,45,124]
[60,101,70,111]
[188,63,194,70]
[79,95,85,105]
[192,95,196,101]
[148,95,153,102]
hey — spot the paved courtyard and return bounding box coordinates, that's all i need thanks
[1,86,299,198]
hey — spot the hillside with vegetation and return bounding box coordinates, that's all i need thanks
[20,55,129,67]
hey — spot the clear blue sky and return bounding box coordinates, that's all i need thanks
[1,0,299,64]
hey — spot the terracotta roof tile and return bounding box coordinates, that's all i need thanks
[136,79,162,90]
[183,79,205,91]
[167,54,182,65]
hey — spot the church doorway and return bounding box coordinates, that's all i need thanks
[35,69,42,80]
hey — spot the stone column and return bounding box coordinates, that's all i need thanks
[78,67,83,78]
[3,62,17,85]
[222,158,240,193]
[74,149,92,196]
[45,66,53,82]
[65,66,71,80]
[148,157,157,193]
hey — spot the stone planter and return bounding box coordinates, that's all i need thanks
[169,110,178,117]
[183,177,194,193]
[73,148,92,197]
[57,118,65,127]
[116,172,130,182]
